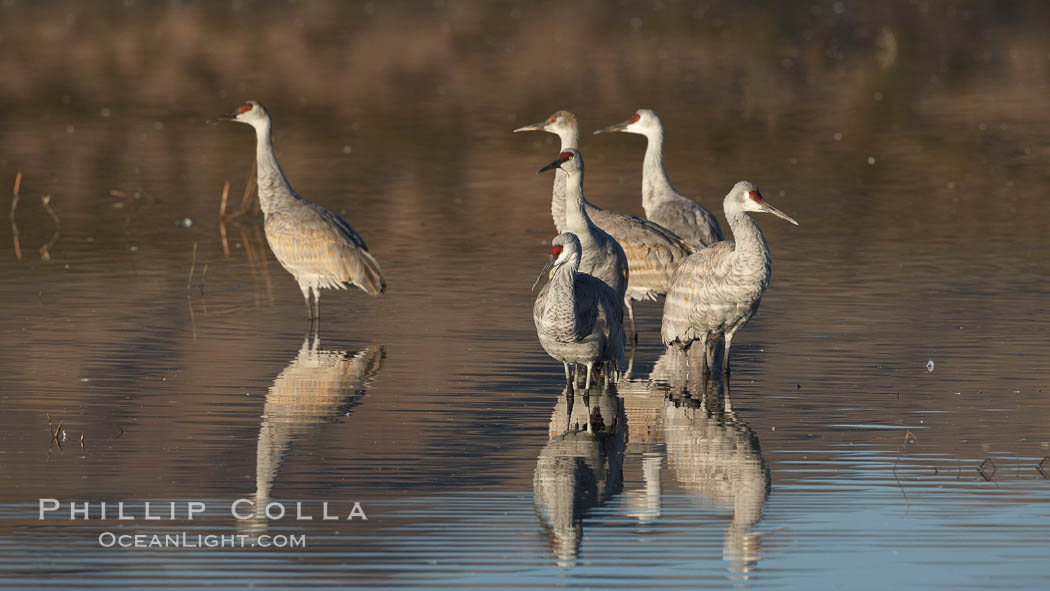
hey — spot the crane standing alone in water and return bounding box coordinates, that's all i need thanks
[515,111,693,340]
[214,100,385,320]
[662,181,797,376]
[594,109,723,250]
[534,233,625,390]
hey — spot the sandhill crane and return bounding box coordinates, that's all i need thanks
[533,233,625,390]
[514,110,578,229]
[214,100,385,320]
[662,181,797,376]
[515,110,694,340]
[538,149,629,301]
[594,109,723,249]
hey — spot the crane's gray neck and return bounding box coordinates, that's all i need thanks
[726,208,771,269]
[253,119,298,215]
[641,127,677,214]
[543,255,580,337]
[561,169,595,249]
[550,129,580,232]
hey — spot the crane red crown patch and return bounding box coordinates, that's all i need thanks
[237,103,253,114]
[551,245,564,257]
[560,152,573,160]
[629,113,641,123]
[748,191,763,202]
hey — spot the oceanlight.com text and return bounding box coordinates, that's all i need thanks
[97,532,306,549]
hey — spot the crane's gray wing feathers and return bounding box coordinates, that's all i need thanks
[307,201,370,250]
[648,200,723,250]
[576,274,626,370]
[661,242,738,344]
[586,205,693,298]
[265,205,386,296]
[593,278,626,370]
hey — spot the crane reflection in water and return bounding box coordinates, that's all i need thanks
[533,384,627,566]
[240,331,384,536]
[534,346,770,577]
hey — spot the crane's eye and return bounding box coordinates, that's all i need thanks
[551,245,564,257]
[237,103,253,114]
[629,113,641,124]
[748,191,763,202]
[560,152,573,161]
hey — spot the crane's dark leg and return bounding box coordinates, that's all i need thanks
[563,363,572,385]
[304,322,320,351]
[311,288,321,323]
[625,299,638,344]
[299,283,314,320]
[699,335,711,376]
[624,337,637,380]
[564,384,574,430]
[722,330,736,378]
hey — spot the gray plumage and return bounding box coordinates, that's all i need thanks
[661,181,798,375]
[217,100,385,320]
[594,108,723,250]
[534,233,626,390]
[516,111,694,337]
[539,149,629,302]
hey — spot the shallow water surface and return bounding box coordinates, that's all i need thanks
[1,2,1049,589]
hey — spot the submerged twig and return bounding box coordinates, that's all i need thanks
[226,161,257,221]
[977,458,997,481]
[892,430,918,510]
[187,242,198,289]
[49,419,64,450]
[187,295,198,342]
[218,179,231,219]
[10,171,22,261]
[219,179,232,257]
[39,194,60,261]
[219,220,230,258]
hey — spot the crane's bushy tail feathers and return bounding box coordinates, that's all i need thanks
[337,245,386,296]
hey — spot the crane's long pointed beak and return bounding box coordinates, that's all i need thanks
[207,111,237,125]
[593,119,631,134]
[532,258,555,291]
[514,121,546,133]
[538,158,563,174]
[761,202,799,226]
